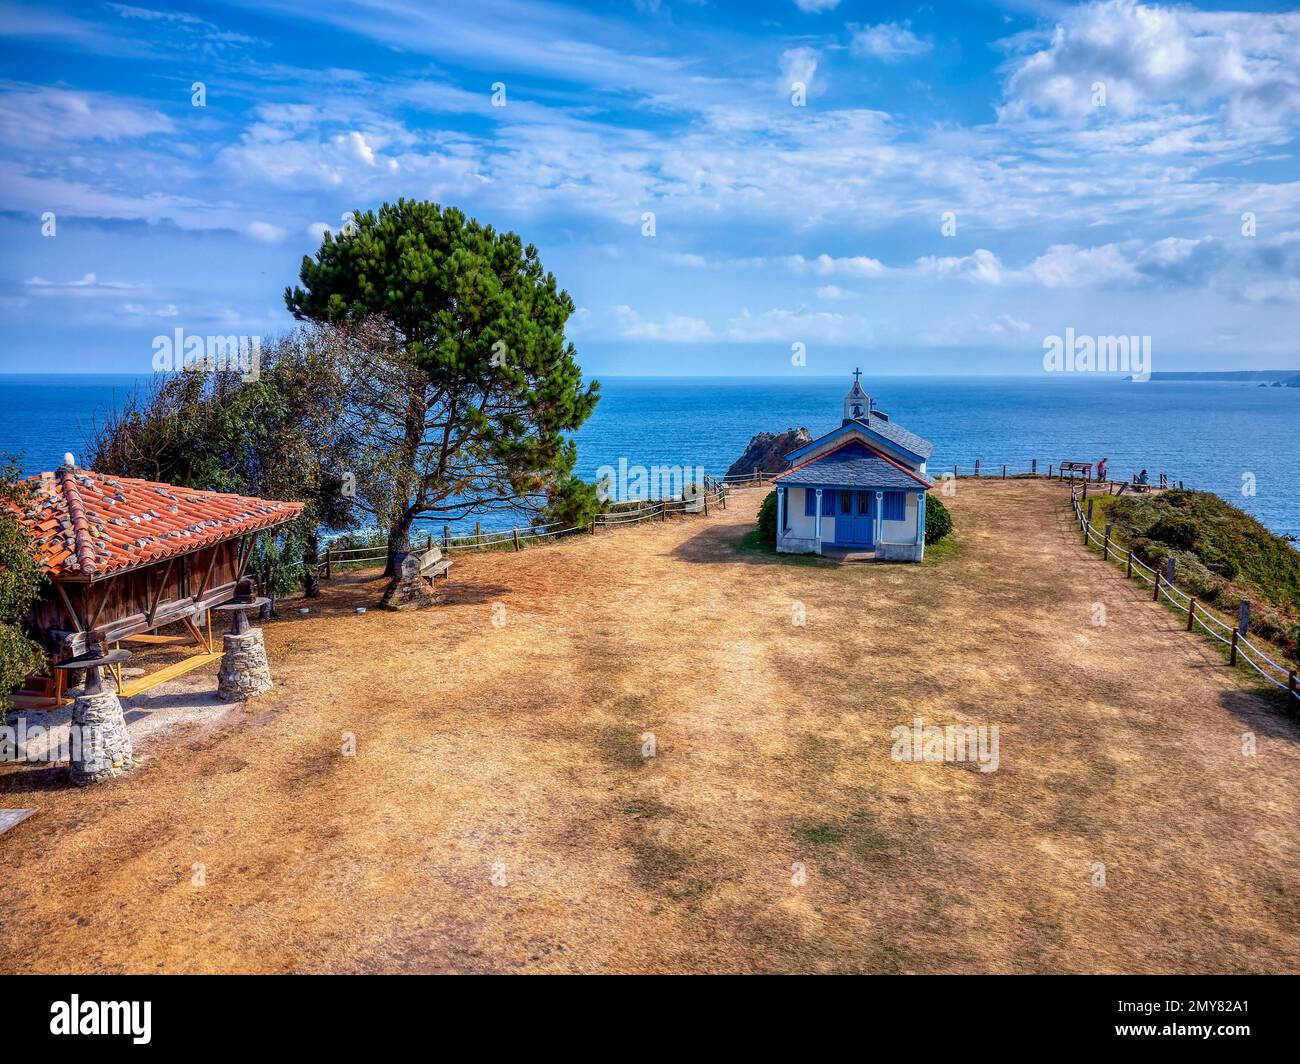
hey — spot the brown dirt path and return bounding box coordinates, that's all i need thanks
[2,478,1297,973]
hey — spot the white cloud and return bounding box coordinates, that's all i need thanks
[307,221,331,241]
[344,129,376,165]
[1023,243,1136,288]
[850,21,932,63]
[816,284,854,300]
[613,305,713,341]
[789,253,886,278]
[914,248,1006,285]
[25,273,136,294]
[778,47,819,98]
[0,84,172,147]
[1000,0,1300,129]
[793,0,840,12]
[247,221,288,243]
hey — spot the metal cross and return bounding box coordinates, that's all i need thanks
[853,367,862,382]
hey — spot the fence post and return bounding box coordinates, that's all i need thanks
[1230,628,1239,666]
[1103,523,1111,560]
[1238,599,1250,636]
[953,463,958,479]
[1032,458,1037,475]
[325,550,332,581]
[426,533,433,551]
[475,521,482,546]
[1187,598,1196,631]
[1154,568,1161,601]
[1126,552,1132,579]
[1048,464,1053,479]
[1290,671,1297,717]
[975,458,980,478]
[1002,464,1007,479]
[721,488,727,510]
[512,527,521,552]
[703,488,709,516]
[444,525,451,550]
[591,517,596,534]
[1087,498,1094,523]
[661,501,667,522]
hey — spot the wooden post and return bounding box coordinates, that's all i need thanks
[1103,523,1112,560]
[1154,568,1161,601]
[953,463,957,479]
[1048,464,1053,479]
[661,501,667,521]
[721,488,726,510]
[1237,599,1250,636]
[1087,498,1094,523]
[975,458,980,478]
[1126,553,1132,579]
[475,521,482,546]
[1002,464,1006,479]
[512,527,521,552]
[1230,628,1239,666]
[1082,480,1088,500]
[444,525,451,550]
[1289,671,1297,717]
[591,517,596,534]
[1032,458,1037,475]
[703,489,708,516]
[325,550,332,581]
[1187,599,1196,631]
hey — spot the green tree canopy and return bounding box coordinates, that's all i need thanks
[285,199,600,569]
[0,456,46,714]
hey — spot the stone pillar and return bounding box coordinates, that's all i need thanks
[69,689,134,785]
[217,628,273,701]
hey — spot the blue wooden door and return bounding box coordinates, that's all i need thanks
[837,490,875,546]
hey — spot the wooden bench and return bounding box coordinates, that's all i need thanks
[1059,461,1092,479]
[427,558,453,580]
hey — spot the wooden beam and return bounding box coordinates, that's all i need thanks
[55,583,84,633]
[193,546,219,602]
[146,557,177,625]
[85,578,113,632]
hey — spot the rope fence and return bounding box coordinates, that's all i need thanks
[1069,480,1299,713]
[316,472,776,574]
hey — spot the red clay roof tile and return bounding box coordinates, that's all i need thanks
[9,466,304,580]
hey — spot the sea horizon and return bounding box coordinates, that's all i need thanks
[3,371,1298,539]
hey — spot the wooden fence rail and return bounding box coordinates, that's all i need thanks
[1068,480,1298,714]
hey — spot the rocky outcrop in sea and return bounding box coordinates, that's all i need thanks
[725,428,812,479]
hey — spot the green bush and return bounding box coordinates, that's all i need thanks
[925,495,953,545]
[1147,515,1198,551]
[757,490,777,543]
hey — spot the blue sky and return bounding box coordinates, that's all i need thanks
[1,0,1298,376]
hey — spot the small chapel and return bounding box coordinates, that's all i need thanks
[770,372,935,561]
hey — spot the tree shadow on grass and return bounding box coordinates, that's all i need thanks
[669,521,833,567]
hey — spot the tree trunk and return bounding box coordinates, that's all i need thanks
[301,525,321,598]
[384,511,416,577]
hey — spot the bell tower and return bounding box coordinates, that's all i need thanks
[843,367,869,424]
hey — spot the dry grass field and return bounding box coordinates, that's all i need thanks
[2,478,1298,974]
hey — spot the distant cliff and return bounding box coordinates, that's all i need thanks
[726,428,812,479]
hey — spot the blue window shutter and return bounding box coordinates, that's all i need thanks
[804,489,815,517]
[884,492,905,520]
[821,489,835,516]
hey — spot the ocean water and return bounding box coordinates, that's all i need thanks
[2,373,1297,538]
